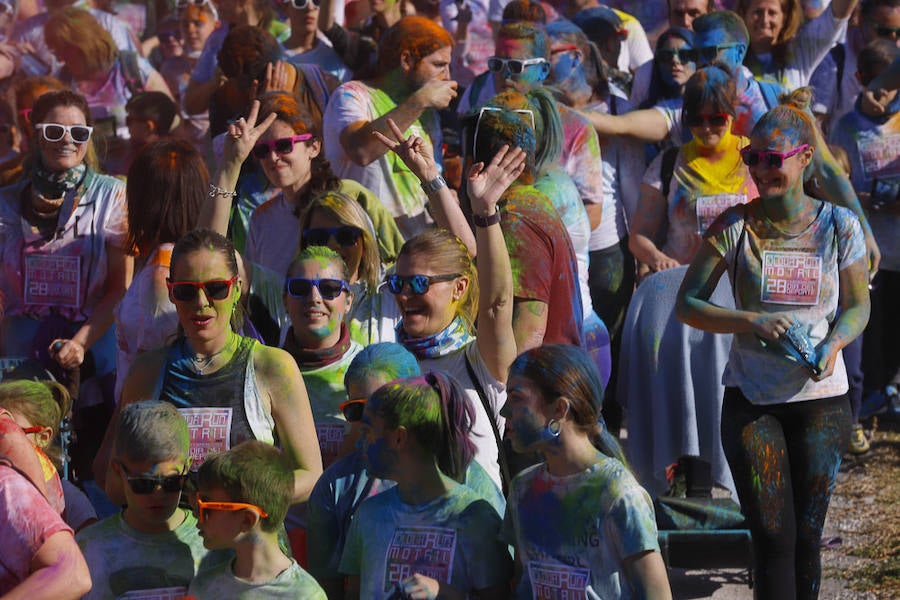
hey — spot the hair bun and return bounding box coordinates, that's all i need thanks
[781,87,812,112]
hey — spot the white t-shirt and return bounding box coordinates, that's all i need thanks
[188,557,326,599]
[502,457,660,600]
[708,200,866,404]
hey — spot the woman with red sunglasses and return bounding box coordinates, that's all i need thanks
[630,64,758,276]
[676,88,870,598]
[95,228,323,509]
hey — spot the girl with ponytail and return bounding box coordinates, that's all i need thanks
[340,371,512,599]
[0,379,96,531]
[501,344,671,599]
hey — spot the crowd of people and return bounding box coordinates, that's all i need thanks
[0,0,896,598]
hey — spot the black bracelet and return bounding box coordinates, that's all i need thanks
[472,211,501,227]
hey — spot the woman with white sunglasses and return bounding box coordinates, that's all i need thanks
[281,0,351,82]
[0,89,129,402]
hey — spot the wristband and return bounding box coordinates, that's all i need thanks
[421,175,447,196]
[472,211,501,228]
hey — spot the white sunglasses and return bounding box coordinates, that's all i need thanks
[35,123,93,144]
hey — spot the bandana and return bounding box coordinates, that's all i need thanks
[396,316,474,359]
[31,160,87,199]
[283,322,352,369]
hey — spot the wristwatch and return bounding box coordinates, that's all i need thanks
[472,211,501,227]
[421,175,447,196]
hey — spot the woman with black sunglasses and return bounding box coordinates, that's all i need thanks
[629,64,757,276]
[95,228,323,510]
[676,88,870,599]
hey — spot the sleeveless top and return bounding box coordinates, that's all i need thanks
[155,336,274,465]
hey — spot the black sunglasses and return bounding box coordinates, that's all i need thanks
[684,113,729,128]
[694,42,740,64]
[302,226,363,248]
[284,277,349,299]
[339,398,366,422]
[166,275,238,302]
[117,462,187,495]
[873,23,900,39]
[657,48,693,64]
[384,273,460,295]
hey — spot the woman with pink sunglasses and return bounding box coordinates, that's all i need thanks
[676,88,870,598]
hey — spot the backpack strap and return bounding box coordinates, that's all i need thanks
[295,63,332,117]
[119,50,145,97]
[660,146,679,199]
[463,350,511,495]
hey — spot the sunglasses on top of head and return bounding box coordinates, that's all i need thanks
[302,226,363,248]
[740,144,810,169]
[166,275,239,302]
[284,277,349,299]
[117,461,188,495]
[383,273,460,295]
[486,56,547,74]
[193,495,269,523]
[338,398,366,422]
[684,113,729,128]
[35,123,93,144]
[252,134,313,159]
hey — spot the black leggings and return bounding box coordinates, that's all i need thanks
[721,388,850,600]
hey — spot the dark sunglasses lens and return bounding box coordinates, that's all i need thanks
[342,402,365,422]
[659,49,676,62]
[766,154,784,168]
[318,280,345,299]
[287,279,314,297]
[386,275,403,294]
[335,227,361,246]
[274,138,294,154]
[410,275,430,295]
[71,126,91,142]
[508,60,525,74]
[128,476,184,494]
[487,58,503,72]
[742,151,760,167]
[709,115,727,126]
[304,229,330,246]
[172,283,198,301]
[44,125,65,140]
[252,143,269,159]
[204,281,231,300]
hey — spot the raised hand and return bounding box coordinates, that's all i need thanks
[224,99,278,166]
[467,144,526,215]
[411,79,458,111]
[373,118,438,183]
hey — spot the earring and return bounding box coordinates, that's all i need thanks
[543,418,562,440]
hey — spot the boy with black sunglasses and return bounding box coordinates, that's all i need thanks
[76,401,229,599]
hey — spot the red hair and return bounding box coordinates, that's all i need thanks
[376,16,453,76]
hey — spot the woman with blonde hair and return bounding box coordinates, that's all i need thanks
[44,7,173,147]
[677,88,870,598]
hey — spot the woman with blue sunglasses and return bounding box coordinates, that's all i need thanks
[677,88,870,599]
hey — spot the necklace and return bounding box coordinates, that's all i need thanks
[188,334,236,375]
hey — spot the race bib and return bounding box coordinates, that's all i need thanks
[761,251,822,305]
[383,527,457,593]
[178,407,232,467]
[528,561,592,599]
[695,193,746,234]
[857,134,900,179]
[24,254,81,308]
[116,587,187,600]
[316,422,346,469]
